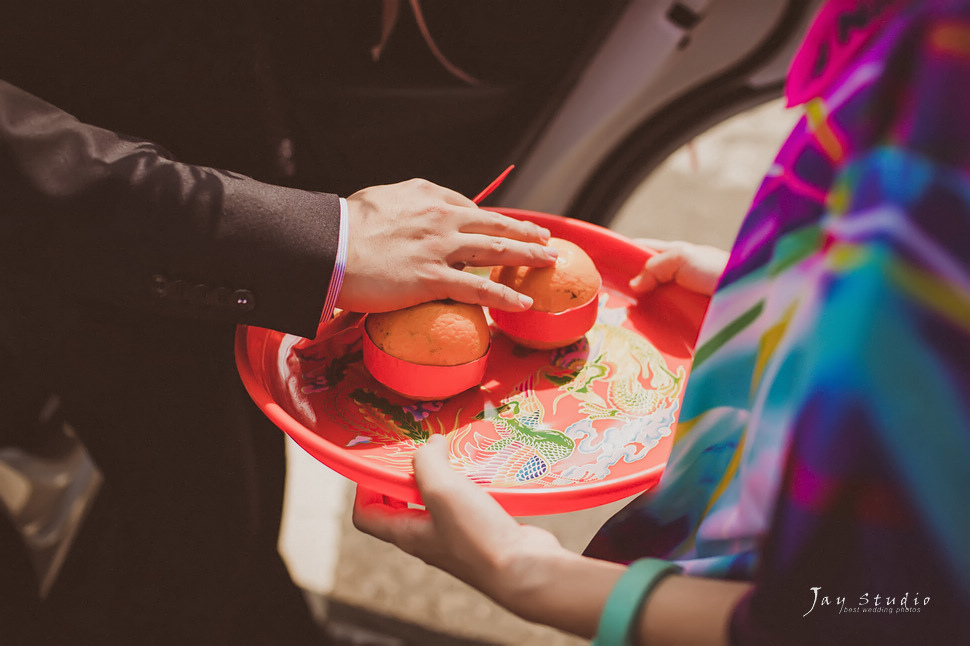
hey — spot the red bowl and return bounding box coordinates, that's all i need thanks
[362,324,490,401]
[490,292,599,350]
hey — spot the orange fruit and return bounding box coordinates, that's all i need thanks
[364,300,490,366]
[489,237,601,350]
[490,238,601,312]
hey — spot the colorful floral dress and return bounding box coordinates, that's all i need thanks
[586,0,970,641]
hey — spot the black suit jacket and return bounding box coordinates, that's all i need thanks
[0,78,339,642]
[0,79,341,341]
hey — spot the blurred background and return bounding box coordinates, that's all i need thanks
[283,97,801,646]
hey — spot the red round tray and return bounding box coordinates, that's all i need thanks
[235,209,708,516]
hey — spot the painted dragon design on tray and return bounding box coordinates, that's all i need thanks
[286,294,686,487]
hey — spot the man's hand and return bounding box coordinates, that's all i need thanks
[630,239,729,296]
[338,179,557,313]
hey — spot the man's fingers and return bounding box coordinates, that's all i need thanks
[442,270,534,311]
[450,233,557,269]
[459,209,551,244]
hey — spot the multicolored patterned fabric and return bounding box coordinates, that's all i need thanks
[586,0,970,641]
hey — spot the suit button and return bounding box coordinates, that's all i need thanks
[149,274,169,298]
[232,289,256,312]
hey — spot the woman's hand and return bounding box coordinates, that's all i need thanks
[340,179,558,314]
[353,435,751,642]
[352,435,567,608]
[630,239,729,296]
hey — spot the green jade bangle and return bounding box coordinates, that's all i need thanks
[592,558,682,646]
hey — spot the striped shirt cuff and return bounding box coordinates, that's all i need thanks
[320,196,349,322]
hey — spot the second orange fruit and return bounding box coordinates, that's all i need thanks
[489,238,601,312]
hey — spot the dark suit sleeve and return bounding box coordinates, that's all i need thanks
[0,79,340,339]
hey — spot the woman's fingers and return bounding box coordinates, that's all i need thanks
[353,435,566,607]
[352,485,433,550]
[630,252,684,294]
[352,436,517,564]
[411,436,524,559]
[412,436,506,520]
[628,239,729,296]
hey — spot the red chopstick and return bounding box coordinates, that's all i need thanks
[472,164,515,204]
